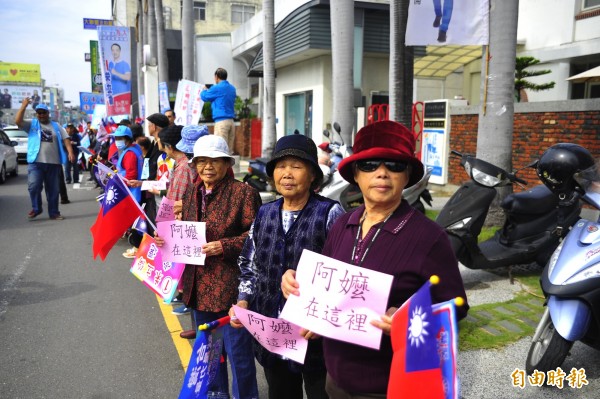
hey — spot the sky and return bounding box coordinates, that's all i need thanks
[0,0,114,106]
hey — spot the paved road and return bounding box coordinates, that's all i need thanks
[1,171,598,398]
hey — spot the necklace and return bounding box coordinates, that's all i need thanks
[350,210,395,267]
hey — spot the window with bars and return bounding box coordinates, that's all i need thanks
[231,4,255,24]
[194,1,206,20]
[181,1,206,21]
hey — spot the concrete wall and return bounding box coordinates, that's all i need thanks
[445,99,600,187]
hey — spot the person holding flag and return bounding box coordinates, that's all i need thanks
[112,125,143,203]
[282,121,469,398]
[156,135,261,398]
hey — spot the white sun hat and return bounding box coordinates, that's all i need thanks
[189,134,235,165]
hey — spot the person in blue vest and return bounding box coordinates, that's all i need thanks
[15,98,75,220]
[111,125,143,204]
[230,135,345,399]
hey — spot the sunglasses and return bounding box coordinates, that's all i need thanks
[356,159,408,173]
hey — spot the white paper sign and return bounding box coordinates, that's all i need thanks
[233,306,308,364]
[156,220,207,265]
[279,250,394,350]
[141,179,168,191]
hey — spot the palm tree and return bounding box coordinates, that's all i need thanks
[147,0,157,63]
[155,0,169,85]
[261,0,276,157]
[136,0,145,105]
[182,0,194,80]
[476,0,519,205]
[514,56,555,102]
[389,0,413,126]
[330,0,355,144]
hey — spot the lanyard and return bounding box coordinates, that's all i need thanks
[350,211,394,267]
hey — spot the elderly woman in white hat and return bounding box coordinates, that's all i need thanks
[161,134,261,398]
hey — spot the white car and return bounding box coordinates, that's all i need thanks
[0,128,19,184]
[4,126,28,163]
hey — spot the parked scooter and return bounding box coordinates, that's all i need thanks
[435,149,582,270]
[243,157,277,203]
[526,144,598,374]
[318,123,433,212]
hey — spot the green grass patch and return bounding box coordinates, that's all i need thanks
[458,274,545,351]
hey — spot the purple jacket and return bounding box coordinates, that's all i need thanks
[321,200,469,394]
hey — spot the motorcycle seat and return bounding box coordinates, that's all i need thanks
[501,184,558,215]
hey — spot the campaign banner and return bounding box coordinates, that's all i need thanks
[233,306,308,364]
[156,197,177,222]
[139,94,146,119]
[156,221,207,265]
[80,92,105,115]
[0,62,41,84]
[98,26,132,116]
[279,250,394,350]
[90,41,103,93]
[130,234,185,303]
[0,85,42,110]
[406,0,489,45]
[173,79,204,126]
[84,18,114,30]
[159,81,171,113]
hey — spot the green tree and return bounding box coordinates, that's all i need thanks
[514,56,556,102]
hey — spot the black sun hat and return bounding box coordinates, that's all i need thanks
[266,135,323,181]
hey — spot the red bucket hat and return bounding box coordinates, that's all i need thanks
[338,121,424,188]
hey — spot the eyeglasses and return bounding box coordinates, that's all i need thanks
[36,111,48,115]
[356,159,408,173]
[194,158,226,167]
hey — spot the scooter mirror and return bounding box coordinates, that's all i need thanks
[333,122,341,133]
[527,160,539,169]
[323,129,330,138]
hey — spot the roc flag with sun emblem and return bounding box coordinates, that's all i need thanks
[90,175,144,260]
[388,276,445,398]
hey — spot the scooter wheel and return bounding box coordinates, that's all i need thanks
[525,314,573,374]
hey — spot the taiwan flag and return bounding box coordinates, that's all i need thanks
[388,277,445,398]
[90,175,144,260]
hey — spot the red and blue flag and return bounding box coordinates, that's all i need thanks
[388,277,445,398]
[90,175,144,260]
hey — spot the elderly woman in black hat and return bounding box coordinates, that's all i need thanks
[230,134,344,399]
[282,121,468,398]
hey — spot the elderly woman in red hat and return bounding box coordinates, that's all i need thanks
[282,120,469,398]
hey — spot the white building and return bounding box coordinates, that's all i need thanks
[219,0,600,142]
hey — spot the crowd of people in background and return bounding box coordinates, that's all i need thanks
[15,67,468,398]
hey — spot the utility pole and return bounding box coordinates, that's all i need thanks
[182,0,194,81]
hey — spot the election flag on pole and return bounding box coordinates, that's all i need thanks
[431,298,462,399]
[90,174,144,260]
[178,317,229,399]
[388,276,444,399]
[93,161,115,188]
